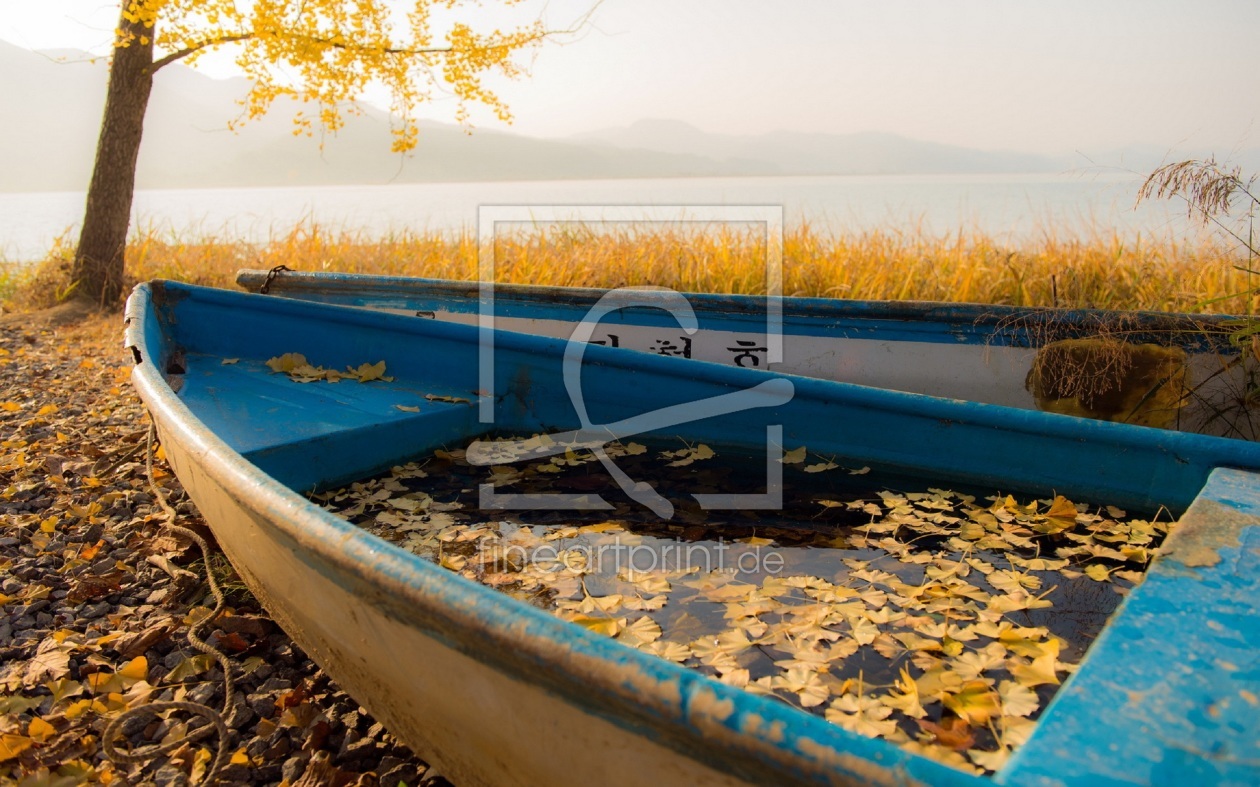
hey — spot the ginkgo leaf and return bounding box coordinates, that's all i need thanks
[0,733,33,763]
[717,668,751,688]
[1039,495,1080,532]
[617,616,662,647]
[1009,650,1062,688]
[944,680,1001,725]
[958,521,987,540]
[987,570,1042,595]
[999,716,1039,749]
[265,352,308,373]
[665,444,716,467]
[638,640,691,662]
[780,446,807,464]
[803,461,839,473]
[997,680,1040,718]
[622,595,669,611]
[0,695,41,717]
[773,647,833,673]
[570,616,625,637]
[826,693,899,738]
[1007,555,1069,571]
[352,360,388,382]
[1084,564,1113,582]
[691,629,751,660]
[27,717,56,744]
[882,668,928,718]
[772,668,831,707]
[968,746,1011,771]
[119,655,149,683]
[425,393,472,404]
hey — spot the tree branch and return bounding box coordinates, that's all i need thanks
[151,30,459,72]
[152,33,254,71]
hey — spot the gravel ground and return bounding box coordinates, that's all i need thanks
[0,312,440,786]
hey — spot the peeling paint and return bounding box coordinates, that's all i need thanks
[688,686,736,724]
[739,715,786,744]
[795,738,923,787]
[1162,498,1254,569]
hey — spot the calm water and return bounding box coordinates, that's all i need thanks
[0,172,1205,262]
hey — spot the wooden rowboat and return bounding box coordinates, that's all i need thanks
[236,268,1260,440]
[128,280,1260,785]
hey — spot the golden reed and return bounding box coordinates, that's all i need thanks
[6,221,1252,313]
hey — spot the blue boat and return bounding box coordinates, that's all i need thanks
[129,280,1260,785]
[236,268,1259,440]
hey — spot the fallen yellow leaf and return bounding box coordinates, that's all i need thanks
[265,353,308,373]
[944,680,1002,725]
[780,446,807,464]
[0,733,32,762]
[27,716,56,743]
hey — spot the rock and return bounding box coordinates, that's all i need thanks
[152,763,189,787]
[282,753,312,782]
[247,693,276,719]
[258,676,292,693]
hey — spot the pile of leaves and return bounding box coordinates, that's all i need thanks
[319,434,1175,775]
[0,318,434,786]
[263,353,392,384]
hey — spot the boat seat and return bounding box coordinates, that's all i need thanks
[175,354,483,490]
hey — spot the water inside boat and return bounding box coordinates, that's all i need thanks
[314,434,1174,774]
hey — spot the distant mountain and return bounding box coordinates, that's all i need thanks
[0,42,773,192]
[572,118,1072,176]
[11,41,1243,193]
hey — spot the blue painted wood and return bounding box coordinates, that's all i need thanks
[999,467,1260,787]
[129,280,1260,785]
[236,268,1240,351]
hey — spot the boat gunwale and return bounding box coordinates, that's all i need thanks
[236,268,1246,351]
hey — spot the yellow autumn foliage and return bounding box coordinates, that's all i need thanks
[116,0,551,152]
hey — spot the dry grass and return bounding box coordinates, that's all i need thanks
[5,221,1254,314]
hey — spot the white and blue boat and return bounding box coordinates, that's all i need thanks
[129,280,1260,786]
[236,268,1259,440]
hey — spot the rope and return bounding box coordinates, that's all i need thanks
[101,421,237,784]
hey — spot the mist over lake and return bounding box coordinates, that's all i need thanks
[0,172,1203,263]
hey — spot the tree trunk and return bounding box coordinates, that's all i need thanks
[71,10,156,307]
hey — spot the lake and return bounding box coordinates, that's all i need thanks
[0,172,1205,262]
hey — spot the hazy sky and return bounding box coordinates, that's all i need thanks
[2,0,1257,156]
